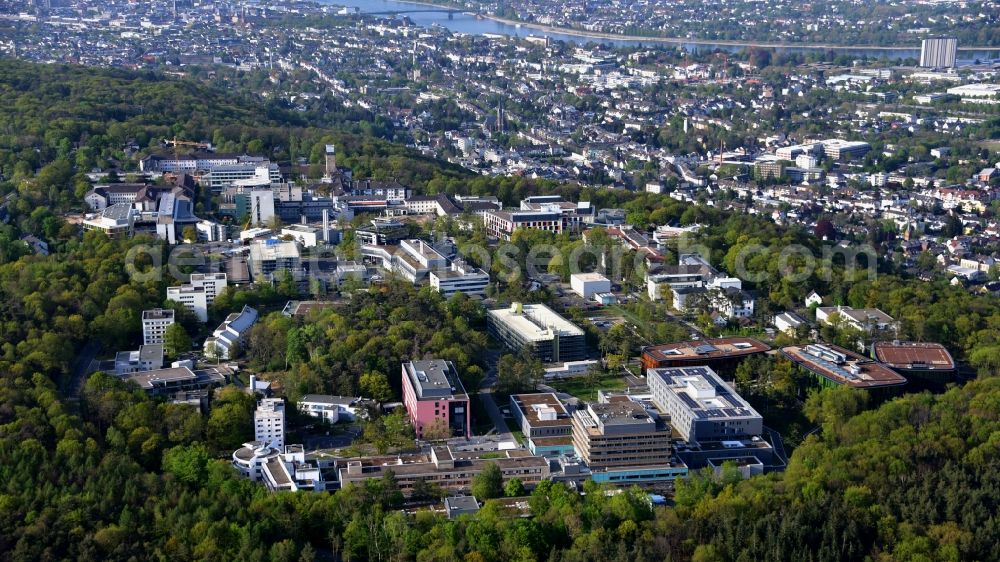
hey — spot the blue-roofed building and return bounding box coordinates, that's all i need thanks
[204,305,259,359]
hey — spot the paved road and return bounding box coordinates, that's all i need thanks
[477,349,514,442]
[478,389,513,442]
[64,340,101,398]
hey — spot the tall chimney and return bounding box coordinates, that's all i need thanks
[322,209,330,243]
[249,374,257,395]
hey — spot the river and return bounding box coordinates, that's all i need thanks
[326,0,1000,61]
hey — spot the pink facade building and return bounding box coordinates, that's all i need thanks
[401,359,470,439]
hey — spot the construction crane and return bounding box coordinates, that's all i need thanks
[243,194,258,233]
[163,136,212,158]
[163,137,211,149]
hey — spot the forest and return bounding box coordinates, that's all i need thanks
[0,58,999,561]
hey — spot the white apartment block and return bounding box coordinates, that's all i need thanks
[166,273,228,322]
[166,286,209,323]
[141,308,176,345]
[255,398,286,448]
[430,260,490,298]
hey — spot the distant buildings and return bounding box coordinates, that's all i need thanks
[816,305,895,334]
[919,37,957,68]
[254,398,286,448]
[141,308,175,345]
[166,273,228,322]
[482,198,592,240]
[487,303,586,363]
[648,366,763,442]
[401,359,470,439]
[773,311,807,335]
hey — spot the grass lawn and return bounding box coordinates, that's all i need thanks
[549,374,627,401]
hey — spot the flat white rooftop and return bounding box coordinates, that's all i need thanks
[488,303,584,342]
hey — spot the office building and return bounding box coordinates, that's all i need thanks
[871,341,956,386]
[648,366,763,442]
[430,260,490,298]
[362,240,449,285]
[122,364,229,397]
[82,203,136,239]
[781,343,907,391]
[166,273,228,322]
[140,151,253,173]
[114,344,164,376]
[255,398,286,448]
[394,239,448,283]
[570,398,685,482]
[232,442,328,492]
[298,395,364,424]
[401,359,470,439]
[821,140,871,161]
[570,272,611,298]
[280,224,338,248]
[920,37,957,68]
[249,239,301,280]
[355,218,408,246]
[482,208,564,241]
[166,285,208,323]
[203,163,282,192]
[641,337,770,374]
[510,393,575,456]
[946,83,1000,100]
[338,446,549,495]
[142,308,175,345]
[487,303,586,363]
[203,305,258,360]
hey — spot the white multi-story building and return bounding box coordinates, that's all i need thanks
[204,305,258,360]
[204,163,282,192]
[81,203,136,239]
[142,309,175,345]
[166,273,228,322]
[430,260,490,297]
[298,395,363,424]
[570,272,611,298]
[166,286,209,323]
[920,37,957,68]
[255,398,286,448]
